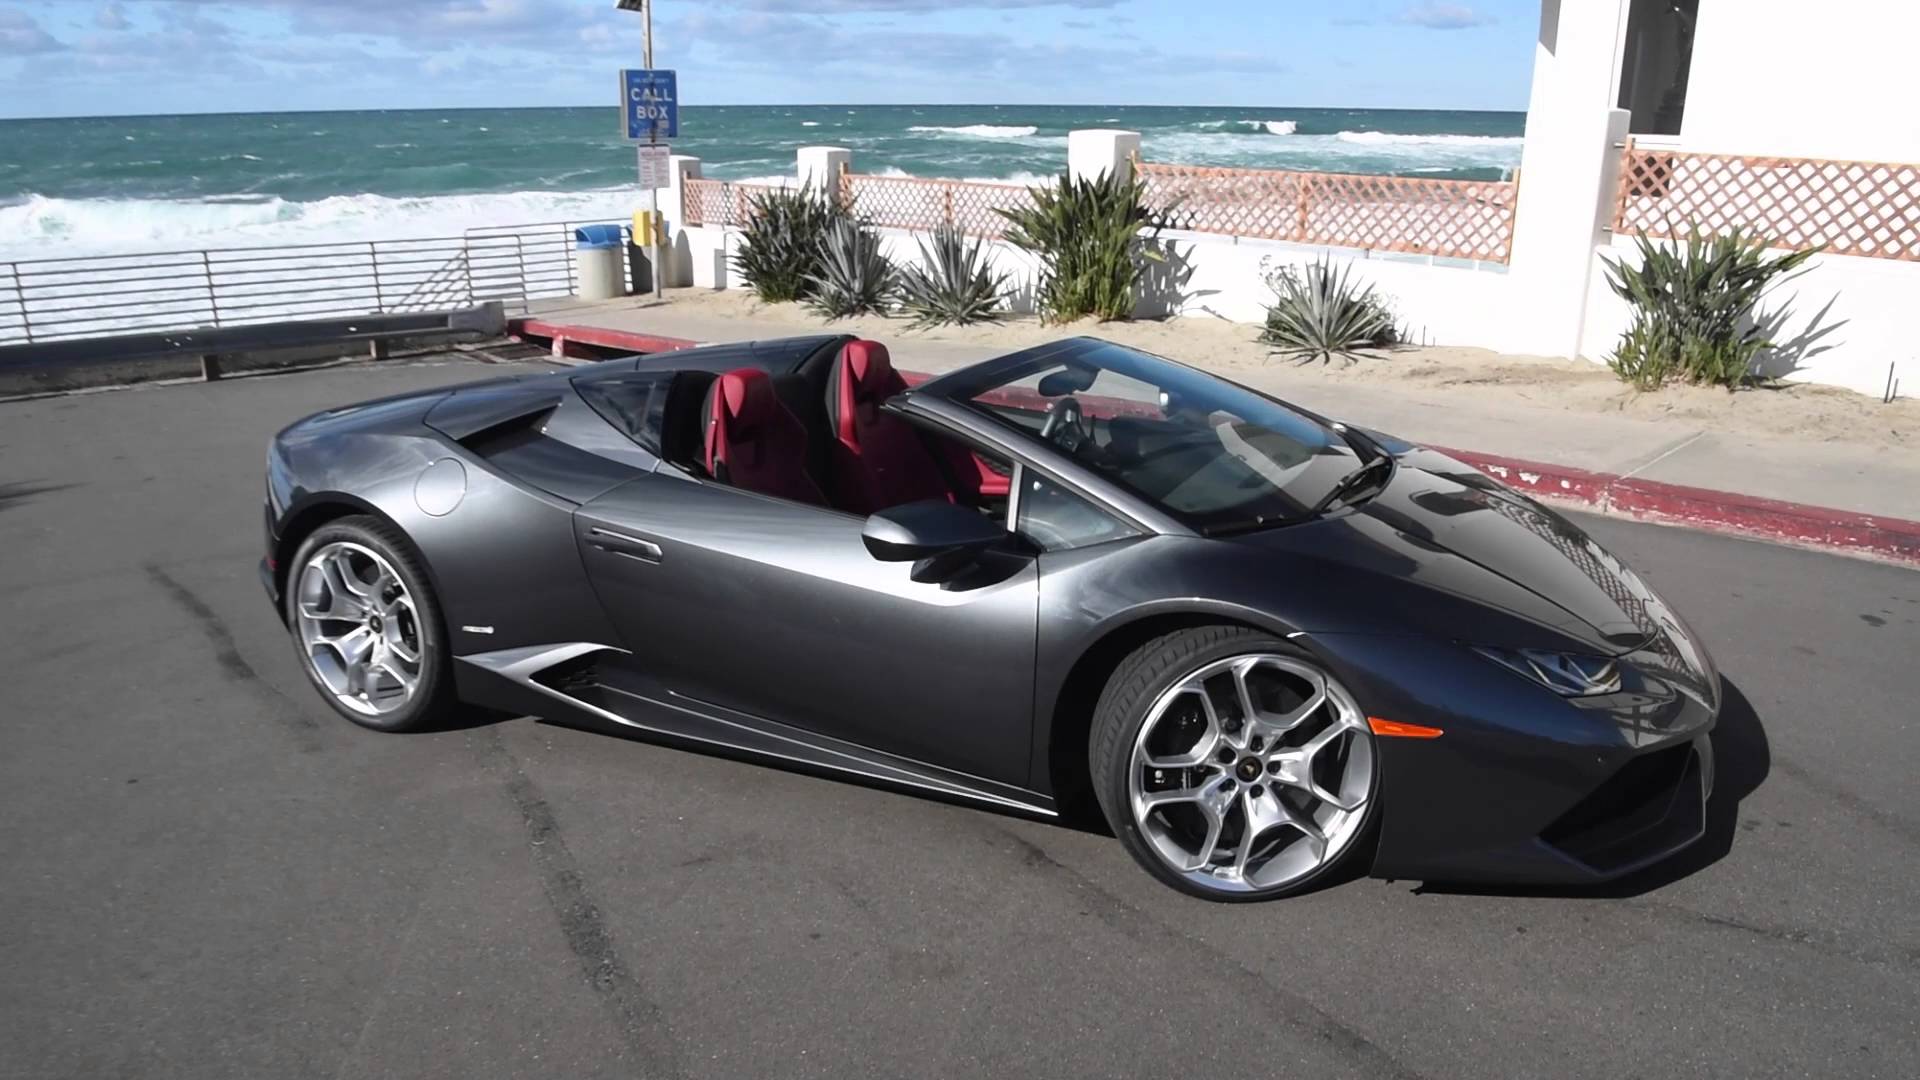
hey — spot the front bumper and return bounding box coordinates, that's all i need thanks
[259,497,285,620]
[1310,632,1720,886]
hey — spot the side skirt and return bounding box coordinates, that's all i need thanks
[456,643,1057,818]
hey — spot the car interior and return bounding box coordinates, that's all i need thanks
[657,338,1015,523]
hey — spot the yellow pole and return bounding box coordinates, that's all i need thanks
[645,0,665,299]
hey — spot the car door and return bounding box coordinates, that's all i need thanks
[573,469,1039,787]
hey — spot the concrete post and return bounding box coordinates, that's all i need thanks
[663,154,701,289]
[1068,130,1142,184]
[797,146,851,199]
[1505,0,1633,359]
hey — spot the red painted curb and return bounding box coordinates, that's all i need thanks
[508,318,698,359]
[507,319,1920,567]
[1436,447,1920,567]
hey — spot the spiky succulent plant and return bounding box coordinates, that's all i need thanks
[730,184,846,303]
[804,218,897,319]
[996,170,1167,323]
[1258,257,1399,364]
[896,224,1009,328]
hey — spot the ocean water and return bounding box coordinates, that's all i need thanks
[0,105,1523,260]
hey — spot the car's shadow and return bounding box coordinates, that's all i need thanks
[1408,677,1771,900]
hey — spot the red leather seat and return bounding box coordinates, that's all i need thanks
[825,340,960,515]
[703,367,827,506]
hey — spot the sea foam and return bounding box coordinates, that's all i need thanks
[1197,119,1297,135]
[1333,130,1523,147]
[0,188,649,261]
[907,124,1040,139]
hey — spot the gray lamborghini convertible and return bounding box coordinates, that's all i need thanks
[261,334,1719,900]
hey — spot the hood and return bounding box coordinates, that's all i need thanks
[1235,449,1672,654]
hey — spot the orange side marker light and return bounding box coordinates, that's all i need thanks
[1368,717,1444,739]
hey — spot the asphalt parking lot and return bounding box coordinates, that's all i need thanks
[2,355,1916,1080]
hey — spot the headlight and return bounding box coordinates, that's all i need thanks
[1474,646,1622,697]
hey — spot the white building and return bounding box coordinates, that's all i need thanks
[1516,0,1920,394]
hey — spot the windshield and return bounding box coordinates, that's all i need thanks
[937,339,1372,534]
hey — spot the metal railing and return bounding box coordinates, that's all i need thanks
[0,219,627,346]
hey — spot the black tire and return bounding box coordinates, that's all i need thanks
[284,515,458,733]
[1089,625,1378,902]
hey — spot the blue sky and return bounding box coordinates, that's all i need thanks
[0,1,1540,118]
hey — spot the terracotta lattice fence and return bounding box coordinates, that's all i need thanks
[683,174,1035,239]
[1613,142,1920,261]
[681,178,786,228]
[1138,161,1518,263]
[839,173,1036,238]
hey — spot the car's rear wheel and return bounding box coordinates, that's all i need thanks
[286,516,455,733]
[1091,626,1378,901]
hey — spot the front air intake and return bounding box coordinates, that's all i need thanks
[1540,743,1705,874]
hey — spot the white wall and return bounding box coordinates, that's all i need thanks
[1681,1,1920,161]
[668,129,1913,398]
[1581,239,1916,397]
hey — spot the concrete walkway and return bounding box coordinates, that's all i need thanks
[521,296,1920,562]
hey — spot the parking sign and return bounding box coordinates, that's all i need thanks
[621,69,677,141]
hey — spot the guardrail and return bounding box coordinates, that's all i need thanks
[0,219,627,347]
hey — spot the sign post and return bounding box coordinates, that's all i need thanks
[617,2,676,299]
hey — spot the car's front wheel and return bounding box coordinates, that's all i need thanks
[285,516,456,733]
[1090,626,1379,901]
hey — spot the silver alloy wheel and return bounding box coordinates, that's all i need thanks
[294,541,424,717]
[1127,654,1374,894]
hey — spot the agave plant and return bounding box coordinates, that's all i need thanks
[996,170,1167,323]
[730,184,846,303]
[804,218,897,319]
[896,224,1009,328]
[1258,258,1399,364]
[1602,226,1818,390]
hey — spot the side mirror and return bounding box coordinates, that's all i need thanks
[862,499,1005,562]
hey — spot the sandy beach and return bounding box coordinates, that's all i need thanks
[653,287,1915,452]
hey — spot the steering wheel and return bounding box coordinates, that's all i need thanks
[1039,395,1089,453]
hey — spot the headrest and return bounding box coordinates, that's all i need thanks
[713,367,780,435]
[842,340,895,397]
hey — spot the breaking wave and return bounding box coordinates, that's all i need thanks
[907,124,1040,139]
[1199,119,1299,135]
[0,188,648,260]
[1333,130,1524,147]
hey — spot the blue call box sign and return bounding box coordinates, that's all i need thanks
[622,69,678,141]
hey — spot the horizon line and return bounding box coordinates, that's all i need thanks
[0,102,1529,123]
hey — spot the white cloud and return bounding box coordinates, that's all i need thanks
[1398,3,1495,30]
[1,9,66,54]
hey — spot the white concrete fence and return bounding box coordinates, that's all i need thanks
[658,121,1913,398]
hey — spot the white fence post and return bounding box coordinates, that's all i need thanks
[1068,129,1141,184]
[663,155,702,289]
[797,146,851,197]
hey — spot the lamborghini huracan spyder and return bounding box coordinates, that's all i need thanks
[262,334,1719,900]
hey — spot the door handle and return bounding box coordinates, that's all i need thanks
[588,528,663,563]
